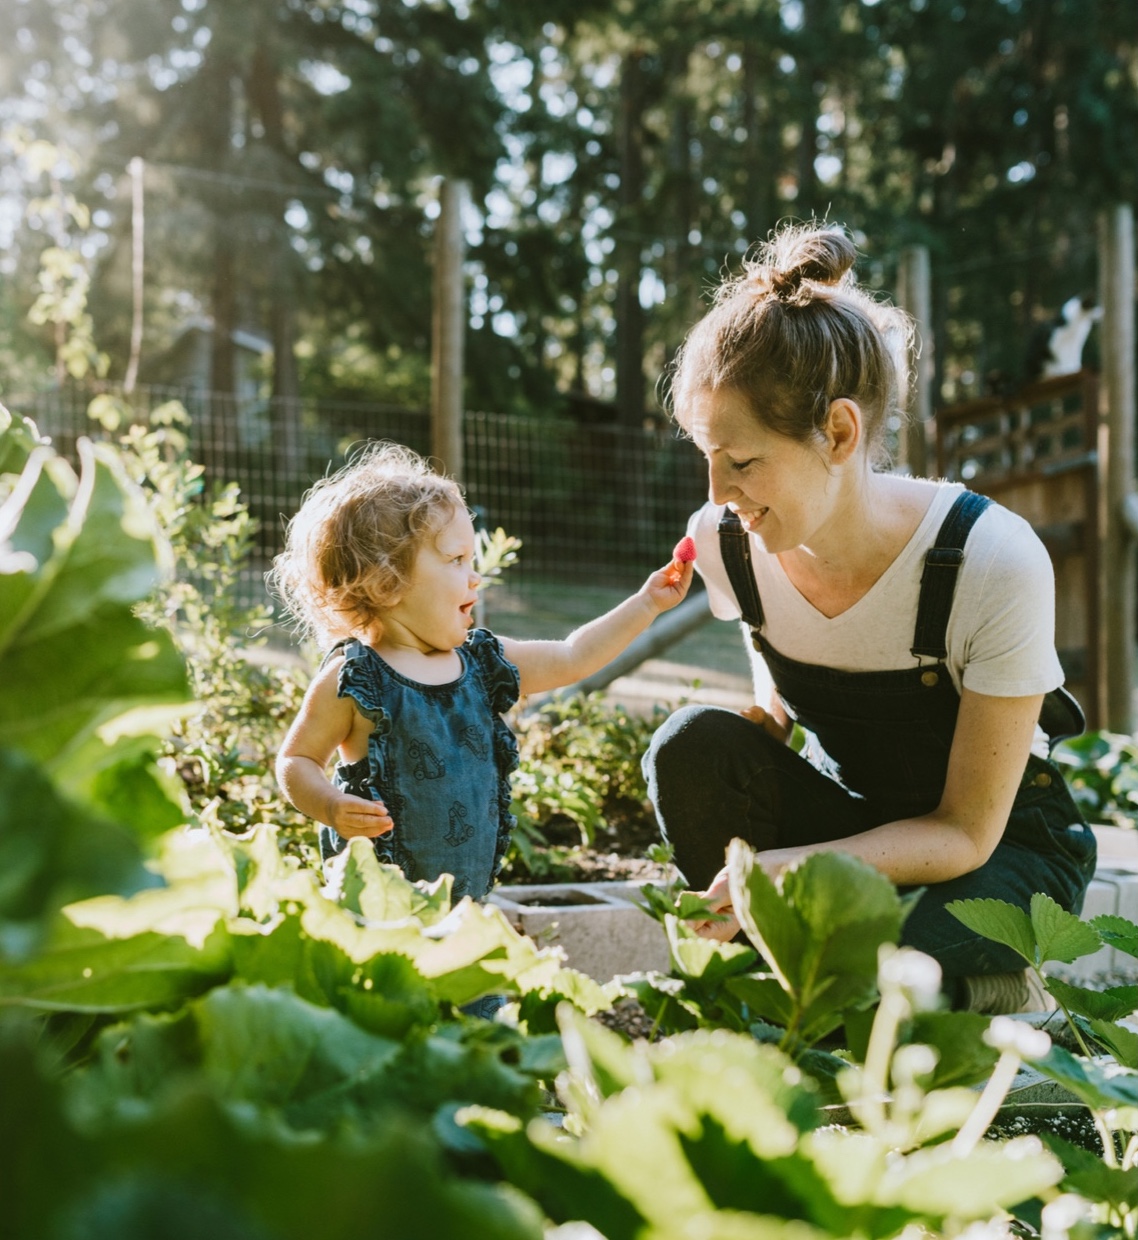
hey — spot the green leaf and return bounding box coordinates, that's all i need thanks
[726,975,797,1029]
[1032,1044,1138,1110]
[0,746,148,934]
[1044,976,1138,1022]
[327,838,453,925]
[336,952,440,1039]
[195,983,402,1122]
[726,838,807,989]
[0,924,232,1012]
[644,1031,820,1151]
[782,852,905,948]
[875,1140,1063,1219]
[906,1011,1000,1089]
[1080,1016,1138,1069]
[945,898,1036,965]
[466,1105,651,1240]
[1029,892,1102,963]
[1090,913,1138,959]
[1041,1132,1138,1212]
[555,1000,646,1101]
[0,439,189,770]
[98,1088,547,1240]
[665,914,758,982]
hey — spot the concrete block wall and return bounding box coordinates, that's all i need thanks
[1048,826,1138,984]
[489,879,670,981]
[491,827,1138,987]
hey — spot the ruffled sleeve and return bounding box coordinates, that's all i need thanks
[465,628,520,715]
[332,639,392,736]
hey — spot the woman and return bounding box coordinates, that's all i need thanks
[644,222,1096,1013]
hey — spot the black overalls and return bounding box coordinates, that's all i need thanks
[642,492,1096,978]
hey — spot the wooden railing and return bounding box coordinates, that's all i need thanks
[935,370,1102,728]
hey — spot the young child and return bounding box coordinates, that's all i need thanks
[272,443,693,903]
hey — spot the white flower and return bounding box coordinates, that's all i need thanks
[983,1015,1051,1060]
[1041,1193,1090,1240]
[878,945,943,1009]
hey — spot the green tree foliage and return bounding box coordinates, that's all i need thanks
[0,1,1135,415]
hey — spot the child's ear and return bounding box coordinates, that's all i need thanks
[824,398,862,465]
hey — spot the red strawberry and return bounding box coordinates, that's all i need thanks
[672,535,697,564]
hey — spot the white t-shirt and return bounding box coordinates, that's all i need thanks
[687,479,1065,705]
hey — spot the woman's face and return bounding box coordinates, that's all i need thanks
[682,387,838,555]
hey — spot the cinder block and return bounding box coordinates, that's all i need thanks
[1092,825,1138,871]
[490,880,669,981]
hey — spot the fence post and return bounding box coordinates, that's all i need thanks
[1098,204,1137,733]
[431,178,468,482]
[123,157,145,395]
[896,244,932,477]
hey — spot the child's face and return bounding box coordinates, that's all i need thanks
[382,506,481,653]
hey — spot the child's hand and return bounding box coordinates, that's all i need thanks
[642,537,697,613]
[642,558,694,614]
[329,791,394,839]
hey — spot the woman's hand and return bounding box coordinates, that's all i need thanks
[687,866,741,941]
[328,790,394,838]
[739,703,792,744]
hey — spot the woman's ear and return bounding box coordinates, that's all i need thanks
[824,398,862,465]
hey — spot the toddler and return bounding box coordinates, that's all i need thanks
[272,443,692,902]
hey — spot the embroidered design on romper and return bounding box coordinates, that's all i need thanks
[458,724,489,761]
[445,801,475,847]
[408,738,445,781]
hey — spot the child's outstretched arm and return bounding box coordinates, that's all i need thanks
[500,548,695,696]
[276,658,394,839]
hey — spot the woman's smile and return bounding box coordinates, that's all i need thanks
[733,505,770,531]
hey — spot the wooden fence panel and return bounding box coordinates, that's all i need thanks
[935,370,1102,727]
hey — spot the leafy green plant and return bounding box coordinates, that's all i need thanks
[0,415,614,1237]
[949,893,1138,1233]
[506,693,668,877]
[630,842,917,1056]
[0,406,189,953]
[1052,730,1138,828]
[463,971,1066,1240]
[474,525,522,588]
[85,395,312,853]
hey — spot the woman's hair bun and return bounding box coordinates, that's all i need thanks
[754,224,857,303]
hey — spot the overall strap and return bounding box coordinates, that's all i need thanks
[717,508,765,631]
[910,491,993,661]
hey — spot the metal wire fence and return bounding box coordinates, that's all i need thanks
[11,382,711,612]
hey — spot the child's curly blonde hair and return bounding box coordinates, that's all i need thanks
[270,442,466,647]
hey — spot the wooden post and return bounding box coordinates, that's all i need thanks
[431,178,468,481]
[123,157,145,395]
[1098,204,1136,733]
[896,244,932,477]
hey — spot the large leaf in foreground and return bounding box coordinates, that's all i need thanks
[727,843,906,1040]
[0,430,188,772]
[4,1034,544,1240]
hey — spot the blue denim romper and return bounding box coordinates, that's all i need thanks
[644,492,1097,977]
[318,628,520,902]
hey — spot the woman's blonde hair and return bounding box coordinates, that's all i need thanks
[270,442,465,647]
[666,222,913,466]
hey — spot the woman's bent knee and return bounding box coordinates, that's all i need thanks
[645,705,780,776]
